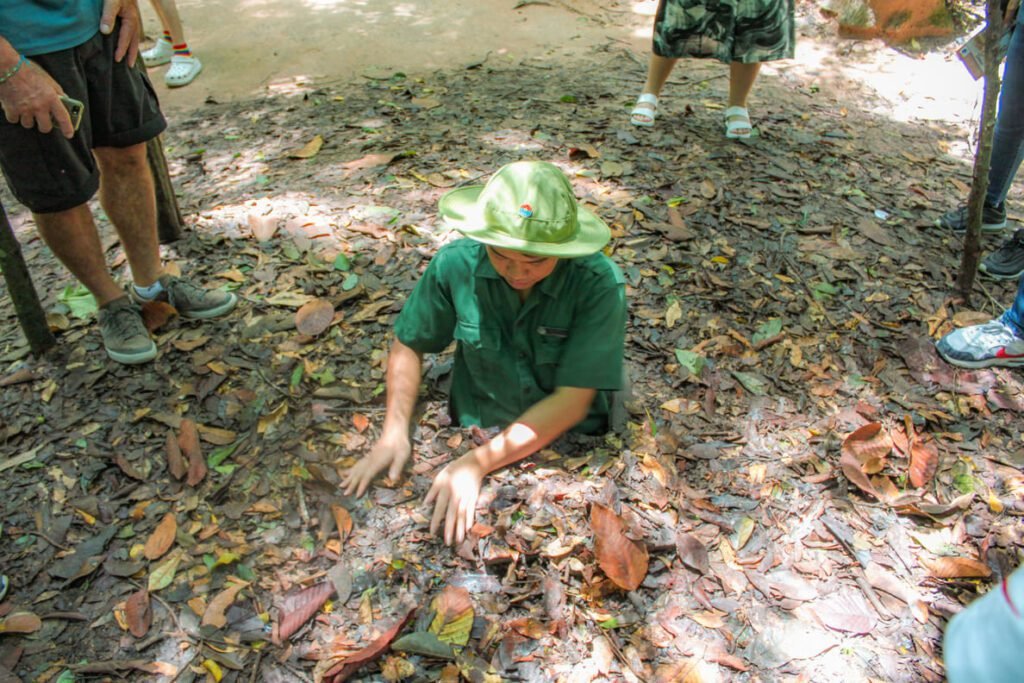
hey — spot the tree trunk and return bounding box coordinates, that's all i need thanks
[0,201,56,356]
[147,134,184,244]
[958,0,1004,300]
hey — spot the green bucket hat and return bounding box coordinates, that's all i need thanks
[438,160,611,258]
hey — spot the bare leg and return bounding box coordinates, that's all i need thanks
[641,54,679,98]
[33,206,125,306]
[728,62,762,108]
[148,0,186,45]
[93,143,164,288]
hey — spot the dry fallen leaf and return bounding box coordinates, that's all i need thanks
[909,439,938,489]
[202,580,248,628]
[140,300,178,332]
[124,589,152,638]
[922,556,992,579]
[179,419,206,486]
[295,298,335,336]
[590,503,649,591]
[165,430,186,480]
[143,512,177,561]
[0,611,42,634]
[331,505,354,546]
[287,134,324,159]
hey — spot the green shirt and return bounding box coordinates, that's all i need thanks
[394,239,626,434]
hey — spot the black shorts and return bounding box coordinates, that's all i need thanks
[0,23,167,214]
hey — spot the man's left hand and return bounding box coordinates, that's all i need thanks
[424,452,486,546]
[100,0,140,65]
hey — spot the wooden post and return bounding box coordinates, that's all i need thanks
[0,201,55,356]
[147,134,184,244]
[958,0,1004,301]
[135,58,184,244]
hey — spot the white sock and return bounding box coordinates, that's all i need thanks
[133,280,165,300]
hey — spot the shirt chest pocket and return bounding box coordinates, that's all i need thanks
[454,320,502,378]
[535,326,569,390]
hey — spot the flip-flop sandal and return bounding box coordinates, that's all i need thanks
[630,93,658,127]
[724,106,753,139]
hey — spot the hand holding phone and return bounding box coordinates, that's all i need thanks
[59,94,84,132]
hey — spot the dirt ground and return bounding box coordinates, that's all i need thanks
[2,1,1023,682]
[141,0,650,113]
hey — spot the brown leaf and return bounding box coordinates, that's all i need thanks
[287,134,324,159]
[0,611,42,634]
[140,300,177,332]
[274,581,335,645]
[331,505,353,546]
[295,298,335,336]
[342,152,400,172]
[922,556,992,579]
[352,413,370,433]
[202,580,248,628]
[812,589,877,634]
[165,431,186,480]
[179,419,206,486]
[590,503,649,591]
[839,422,893,499]
[909,439,938,488]
[676,533,710,575]
[124,589,152,638]
[323,607,416,683]
[143,512,177,560]
[842,422,893,473]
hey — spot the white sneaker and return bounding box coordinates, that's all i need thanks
[141,38,172,67]
[936,318,1024,368]
[165,55,202,87]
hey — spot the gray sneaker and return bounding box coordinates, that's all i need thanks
[99,297,157,364]
[133,275,237,320]
[980,229,1024,280]
[936,318,1024,368]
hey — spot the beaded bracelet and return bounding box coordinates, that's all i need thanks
[0,55,26,85]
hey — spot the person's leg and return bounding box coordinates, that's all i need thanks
[998,272,1024,336]
[986,19,1024,208]
[632,54,678,126]
[728,61,762,108]
[641,54,679,98]
[32,206,126,306]
[92,143,164,289]
[149,0,186,46]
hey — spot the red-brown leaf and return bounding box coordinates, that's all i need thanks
[676,533,710,575]
[909,439,938,488]
[165,430,186,480]
[295,298,335,336]
[352,413,370,433]
[124,589,151,638]
[274,581,336,645]
[140,300,178,332]
[331,505,353,546]
[323,607,416,682]
[922,556,992,579]
[590,503,649,591]
[841,422,893,474]
[143,512,177,560]
[179,419,206,486]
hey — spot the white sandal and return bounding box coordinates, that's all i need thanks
[165,55,203,88]
[724,106,753,139]
[630,93,658,127]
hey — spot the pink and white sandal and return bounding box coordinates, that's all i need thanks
[630,93,658,128]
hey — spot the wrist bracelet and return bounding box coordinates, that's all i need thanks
[0,55,26,85]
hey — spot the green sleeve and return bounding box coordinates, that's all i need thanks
[393,253,458,353]
[555,274,626,391]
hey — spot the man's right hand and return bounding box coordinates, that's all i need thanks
[0,59,73,138]
[341,435,412,497]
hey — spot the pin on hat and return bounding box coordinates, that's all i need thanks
[438,161,610,258]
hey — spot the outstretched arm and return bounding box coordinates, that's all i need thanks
[341,338,423,497]
[424,386,596,545]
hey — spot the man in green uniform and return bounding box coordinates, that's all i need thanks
[342,161,627,545]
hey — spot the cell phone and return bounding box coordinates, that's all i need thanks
[59,95,84,131]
